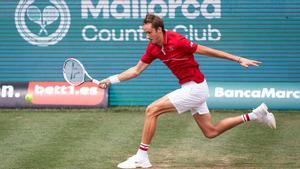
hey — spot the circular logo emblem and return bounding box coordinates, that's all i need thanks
[15,0,71,47]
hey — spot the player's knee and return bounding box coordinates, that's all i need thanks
[202,129,219,139]
[145,105,160,118]
[204,133,217,139]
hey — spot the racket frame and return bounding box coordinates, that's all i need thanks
[63,58,99,86]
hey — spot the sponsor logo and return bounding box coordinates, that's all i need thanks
[27,82,107,106]
[0,85,21,98]
[15,0,71,46]
[214,87,300,99]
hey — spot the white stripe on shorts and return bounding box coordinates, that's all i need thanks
[167,80,209,115]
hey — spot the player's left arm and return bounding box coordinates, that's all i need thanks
[195,44,261,67]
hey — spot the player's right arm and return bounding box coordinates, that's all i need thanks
[98,60,149,89]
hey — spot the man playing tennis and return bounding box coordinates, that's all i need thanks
[98,14,276,168]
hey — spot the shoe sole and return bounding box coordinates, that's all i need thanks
[257,103,276,129]
[117,161,152,169]
[262,103,276,129]
[117,164,152,169]
[267,112,276,129]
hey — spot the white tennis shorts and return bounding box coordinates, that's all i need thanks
[167,80,209,115]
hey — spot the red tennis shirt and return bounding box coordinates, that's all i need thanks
[141,31,205,84]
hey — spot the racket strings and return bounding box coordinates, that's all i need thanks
[64,60,85,85]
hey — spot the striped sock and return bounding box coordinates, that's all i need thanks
[136,143,149,160]
[241,113,257,122]
[241,113,250,122]
[139,143,149,151]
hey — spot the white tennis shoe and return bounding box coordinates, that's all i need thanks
[117,155,152,168]
[252,103,276,129]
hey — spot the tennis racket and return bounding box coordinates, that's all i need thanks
[63,58,100,86]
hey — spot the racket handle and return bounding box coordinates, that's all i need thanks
[92,79,100,85]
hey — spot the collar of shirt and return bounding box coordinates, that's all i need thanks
[161,31,168,55]
[163,31,168,45]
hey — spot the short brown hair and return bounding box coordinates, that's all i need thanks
[143,13,164,31]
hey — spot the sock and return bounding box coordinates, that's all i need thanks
[241,112,257,122]
[136,143,149,160]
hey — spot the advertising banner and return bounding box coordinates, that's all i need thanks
[1,81,299,109]
[0,82,108,108]
[208,82,300,110]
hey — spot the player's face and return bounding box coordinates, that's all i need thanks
[143,23,163,45]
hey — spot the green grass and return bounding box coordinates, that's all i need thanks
[0,107,299,169]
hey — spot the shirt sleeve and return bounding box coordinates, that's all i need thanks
[178,34,198,54]
[140,44,156,64]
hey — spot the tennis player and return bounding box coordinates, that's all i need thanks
[98,14,276,168]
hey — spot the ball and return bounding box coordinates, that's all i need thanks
[25,94,33,103]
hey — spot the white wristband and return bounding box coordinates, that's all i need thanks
[236,56,242,63]
[108,74,120,84]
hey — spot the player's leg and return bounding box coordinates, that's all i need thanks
[193,103,276,139]
[117,95,176,169]
[193,113,243,138]
[141,95,177,144]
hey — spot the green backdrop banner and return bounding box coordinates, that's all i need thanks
[0,1,299,109]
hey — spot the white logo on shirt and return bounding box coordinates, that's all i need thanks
[190,42,194,47]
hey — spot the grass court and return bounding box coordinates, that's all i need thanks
[0,107,299,169]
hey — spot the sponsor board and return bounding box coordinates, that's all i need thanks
[208,82,300,110]
[0,82,108,108]
[0,83,27,108]
[214,87,300,99]
[1,81,299,109]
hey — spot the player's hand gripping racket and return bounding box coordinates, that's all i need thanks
[63,58,100,86]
